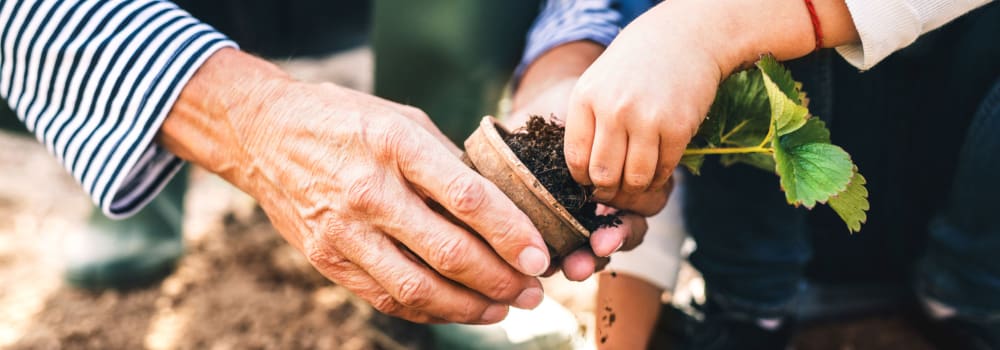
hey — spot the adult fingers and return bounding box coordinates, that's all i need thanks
[396,131,551,277]
[331,227,511,324]
[564,95,596,186]
[392,104,462,156]
[303,243,447,324]
[378,188,544,309]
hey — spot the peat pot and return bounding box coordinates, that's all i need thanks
[461,117,592,261]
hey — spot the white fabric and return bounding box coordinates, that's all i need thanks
[838,0,993,69]
[606,176,688,291]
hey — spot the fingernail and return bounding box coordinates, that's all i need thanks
[518,247,549,276]
[592,231,618,257]
[481,304,508,323]
[614,240,624,253]
[513,287,544,309]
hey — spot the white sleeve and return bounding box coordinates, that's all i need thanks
[837,0,993,69]
[605,176,688,291]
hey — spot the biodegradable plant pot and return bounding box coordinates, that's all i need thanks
[461,117,591,259]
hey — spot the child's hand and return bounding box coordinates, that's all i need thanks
[564,0,858,202]
[510,42,669,281]
[564,2,728,203]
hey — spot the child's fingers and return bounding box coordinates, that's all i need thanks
[564,99,596,186]
[649,121,689,191]
[591,213,648,256]
[621,128,659,194]
[588,118,627,202]
[561,248,598,281]
[605,184,670,217]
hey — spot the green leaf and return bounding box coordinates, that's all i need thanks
[781,117,831,148]
[774,141,853,208]
[721,153,776,172]
[761,71,810,136]
[691,69,771,149]
[756,55,810,136]
[755,55,801,104]
[679,155,705,175]
[829,169,869,233]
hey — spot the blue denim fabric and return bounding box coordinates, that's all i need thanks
[682,52,835,319]
[919,78,1000,320]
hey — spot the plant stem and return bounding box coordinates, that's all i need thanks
[758,120,776,148]
[683,146,774,156]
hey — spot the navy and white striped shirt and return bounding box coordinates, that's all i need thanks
[0,0,235,218]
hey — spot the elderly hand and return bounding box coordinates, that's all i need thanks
[160,48,551,324]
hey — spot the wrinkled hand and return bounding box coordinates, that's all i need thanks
[162,49,551,324]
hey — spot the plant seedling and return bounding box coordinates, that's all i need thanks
[680,55,868,232]
[465,55,869,259]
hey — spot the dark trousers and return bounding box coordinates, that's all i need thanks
[684,3,1000,319]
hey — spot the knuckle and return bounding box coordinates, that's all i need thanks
[487,218,521,248]
[610,99,638,120]
[361,117,410,161]
[589,164,617,188]
[304,241,350,273]
[372,293,404,316]
[634,109,663,127]
[346,174,385,213]
[485,273,518,301]
[623,173,652,193]
[455,297,485,323]
[446,174,487,215]
[569,82,594,102]
[564,149,589,171]
[395,274,432,308]
[430,236,470,276]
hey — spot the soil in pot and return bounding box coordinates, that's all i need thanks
[499,115,621,232]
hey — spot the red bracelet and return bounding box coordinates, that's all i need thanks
[803,0,824,51]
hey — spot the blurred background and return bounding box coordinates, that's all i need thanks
[0,0,967,349]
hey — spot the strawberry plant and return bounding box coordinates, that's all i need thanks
[680,55,869,232]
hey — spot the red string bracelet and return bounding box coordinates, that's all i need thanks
[803,0,824,51]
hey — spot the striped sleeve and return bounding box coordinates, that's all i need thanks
[514,0,625,83]
[0,0,237,218]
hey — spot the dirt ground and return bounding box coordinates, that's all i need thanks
[0,48,943,350]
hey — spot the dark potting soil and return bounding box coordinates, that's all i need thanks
[500,116,621,232]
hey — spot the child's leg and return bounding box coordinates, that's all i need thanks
[918,78,1000,336]
[683,160,811,319]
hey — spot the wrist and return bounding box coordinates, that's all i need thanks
[514,41,604,110]
[159,48,293,192]
[641,0,857,77]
